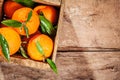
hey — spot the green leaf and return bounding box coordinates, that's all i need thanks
[0,34,10,61]
[23,25,29,38]
[41,23,47,34]
[26,10,32,22]
[1,20,22,28]
[20,46,28,58]
[46,58,58,74]
[39,15,56,36]
[35,41,44,56]
[14,0,35,8]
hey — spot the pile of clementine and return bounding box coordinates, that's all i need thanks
[0,0,58,62]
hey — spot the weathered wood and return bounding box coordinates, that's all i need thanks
[0,55,50,69]
[0,52,120,80]
[52,0,64,62]
[58,0,120,51]
[0,0,120,80]
[58,46,120,52]
[33,0,61,6]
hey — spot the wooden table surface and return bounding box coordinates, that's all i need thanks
[0,0,120,80]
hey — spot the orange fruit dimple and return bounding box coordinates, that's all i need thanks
[0,27,21,55]
[34,5,58,25]
[4,0,23,18]
[12,7,40,36]
[27,34,53,61]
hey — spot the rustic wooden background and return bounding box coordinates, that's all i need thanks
[58,0,120,51]
[0,0,120,80]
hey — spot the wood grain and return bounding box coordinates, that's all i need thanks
[0,0,120,80]
[52,0,64,62]
[58,0,120,51]
[33,0,61,6]
[0,52,120,80]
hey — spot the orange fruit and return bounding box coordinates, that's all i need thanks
[34,5,58,25]
[0,27,21,55]
[12,7,40,36]
[4,0,23,18]
[27,34,53,61]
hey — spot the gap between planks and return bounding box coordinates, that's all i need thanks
[58,47,120,52]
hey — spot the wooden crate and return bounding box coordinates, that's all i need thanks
[0,0,64,69]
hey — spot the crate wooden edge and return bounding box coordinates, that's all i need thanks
[0,56,50,69]
[0,0,64,69]
[52,0,64,62]
[33,0,61,6]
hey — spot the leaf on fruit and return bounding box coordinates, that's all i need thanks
[14,0,35,8]
[1,20,22,28]
[0,34,10,61]
[26,10,32,22]
[23,25,29,38]
[39,15,56,36]
[35,41,45,56]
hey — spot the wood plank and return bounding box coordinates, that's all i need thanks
[33,0,61,6]
[58,0,120,51]
[0,52,120,80]
[52,0,64,62]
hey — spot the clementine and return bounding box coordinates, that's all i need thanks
[12,7,40,36]
[0,27,21,55]
[27,34,53,61]
[4,0,23,18]
[34,5,58,25]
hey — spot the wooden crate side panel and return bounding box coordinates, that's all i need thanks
[52,0,64,62]
[33,0,61,6]
[0,56,50,69]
